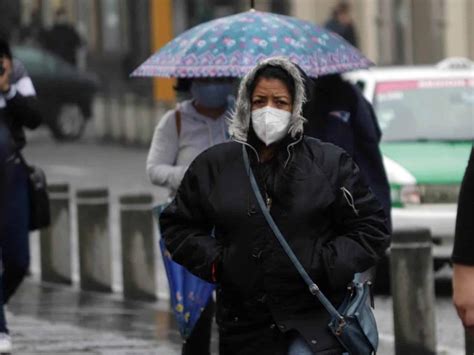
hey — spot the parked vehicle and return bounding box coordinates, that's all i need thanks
[345,58,474,269]
[12,45,99,140]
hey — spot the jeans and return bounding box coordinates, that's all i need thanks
[0,160,30,333]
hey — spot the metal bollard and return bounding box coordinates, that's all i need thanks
[391,228,437,355]
[40,184,72,284]
[120,194,157,301]
[77,188,112,292]
[466,329,474,355]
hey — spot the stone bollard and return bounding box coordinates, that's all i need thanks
[120,194,157,301]
[40,184,72,284]
[391,228,437,355]
[77,188,112,292]
[466,330,474,355]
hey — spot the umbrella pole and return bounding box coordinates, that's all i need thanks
[250,0,255,9]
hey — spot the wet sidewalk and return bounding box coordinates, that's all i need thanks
[5,276,463,354]
[7,277,218,354]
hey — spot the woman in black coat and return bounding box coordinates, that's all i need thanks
[0,38,42,351]
[160,57,390,355]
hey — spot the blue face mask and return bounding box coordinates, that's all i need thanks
[190,81,233,109]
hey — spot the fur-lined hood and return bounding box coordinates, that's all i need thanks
[229,57,307,142]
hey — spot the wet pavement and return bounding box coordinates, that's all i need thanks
[8,277,218,354]
[7,276,464,355]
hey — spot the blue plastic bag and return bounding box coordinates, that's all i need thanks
[153,204,215,339]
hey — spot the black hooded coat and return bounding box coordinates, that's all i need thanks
[160,58,390,355]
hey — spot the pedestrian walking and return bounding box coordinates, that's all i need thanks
[147,77,234,355]
[0,119,10,242]
[452,146,474,335]
[160,57,390,355]
[303,74,392,291]
[0,37,42,352]
[43,7,83,66]
[303,74,391,229]
[324,1,358,48]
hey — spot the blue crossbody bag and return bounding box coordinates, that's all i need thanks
[242,146,378,355]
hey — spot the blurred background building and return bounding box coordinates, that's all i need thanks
[0,0,473,103]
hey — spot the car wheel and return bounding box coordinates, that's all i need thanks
[50,104,86,141]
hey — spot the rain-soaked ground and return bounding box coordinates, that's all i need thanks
[6,275,463,355]
[8,276,215,354]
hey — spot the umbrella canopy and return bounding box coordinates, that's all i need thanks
[131,10,373,78]
[153,205,215,340]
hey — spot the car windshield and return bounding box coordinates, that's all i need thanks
[374,78,474,142]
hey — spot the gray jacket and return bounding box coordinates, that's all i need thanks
[146,99,230,194]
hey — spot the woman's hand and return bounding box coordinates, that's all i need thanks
[453,263,474,335]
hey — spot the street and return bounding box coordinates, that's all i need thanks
[15,126,465,354]
[0,0,471,353]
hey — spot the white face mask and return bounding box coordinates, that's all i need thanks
[251,106,292,146]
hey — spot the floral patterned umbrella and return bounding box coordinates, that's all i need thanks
[131,10,373,78]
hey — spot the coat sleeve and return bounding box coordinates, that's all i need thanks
[159,155,221,282]
[321,151,390,290]
[146,109,187,190]
[4,61,42,129]
[452,147,474,265]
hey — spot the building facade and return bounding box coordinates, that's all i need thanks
[6,0,474,102]
[291,0,474,65]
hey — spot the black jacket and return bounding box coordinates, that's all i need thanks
[1,59,42,151]
[452,147,474,265]
[304,75,392,230]
[161,137,389,354]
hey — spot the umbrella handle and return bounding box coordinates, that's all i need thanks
[250,0,255,9]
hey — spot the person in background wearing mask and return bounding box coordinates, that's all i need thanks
[0,37,42,352]
[159,57,389,355]
[147,77,234,355]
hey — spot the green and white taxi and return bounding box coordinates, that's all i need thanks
[345,58,474,267]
